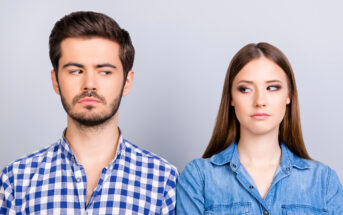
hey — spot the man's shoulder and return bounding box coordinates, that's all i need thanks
[1,141,61,177]
[121,138,178,175]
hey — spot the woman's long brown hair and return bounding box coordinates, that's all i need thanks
[203,43,311,159]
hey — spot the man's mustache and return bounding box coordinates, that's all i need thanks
[72,91,106,105]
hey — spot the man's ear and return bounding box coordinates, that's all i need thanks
[122,70,134,96]
[51,70,60,95]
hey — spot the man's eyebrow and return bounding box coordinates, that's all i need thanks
[62,62,84,69]
[96,63,117,69]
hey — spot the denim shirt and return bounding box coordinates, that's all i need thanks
[177,143,343,215]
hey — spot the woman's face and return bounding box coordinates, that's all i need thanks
[231,57,290,136]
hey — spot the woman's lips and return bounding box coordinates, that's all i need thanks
[251,113,270,120]
[78,97,100,105]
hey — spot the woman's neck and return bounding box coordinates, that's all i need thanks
[238,128,281,166]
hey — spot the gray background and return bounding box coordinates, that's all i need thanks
[1,0,342,181]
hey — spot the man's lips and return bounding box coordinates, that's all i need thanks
[78,97,101,105]
[251,113,270,120]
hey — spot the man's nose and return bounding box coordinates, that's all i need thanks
[82,70,97,91]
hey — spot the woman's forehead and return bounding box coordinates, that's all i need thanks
[233,57,288,84]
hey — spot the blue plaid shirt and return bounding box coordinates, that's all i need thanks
[0,133,178,214]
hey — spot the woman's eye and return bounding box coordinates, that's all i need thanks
[70,70,82,75]
[238,86,251,93]
[267,85,281,91]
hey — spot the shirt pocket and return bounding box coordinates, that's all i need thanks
[282,204,327,215]
[205,202,251,215]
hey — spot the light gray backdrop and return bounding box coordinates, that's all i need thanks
[1,0,342,181]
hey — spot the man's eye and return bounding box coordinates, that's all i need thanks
[70,70,82,75]
[100,71,112,75]
[238,86,251,93]
[267,85,281,91]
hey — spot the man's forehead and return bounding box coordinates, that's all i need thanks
[60,37,120,52]
[59,37,122,68]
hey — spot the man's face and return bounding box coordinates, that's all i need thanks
[51,37,133,127]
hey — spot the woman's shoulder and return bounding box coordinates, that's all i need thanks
[179,143,238,181]
[282,144,338,178]
[178,157,215,182]
[181,158,211,175]
[291,154,335,175]
[289,154,342,188]
[179,154,234,185]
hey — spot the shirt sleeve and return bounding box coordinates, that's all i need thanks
[160,168,178,215]
[176,160,205,215]
[326,167,343,214]
[0,167,16,215]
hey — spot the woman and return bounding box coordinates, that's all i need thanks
[177,43,343,214]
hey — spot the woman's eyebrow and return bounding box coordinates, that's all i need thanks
[237,80,253,84]
[266,80,282,83]
[236,80,283,84]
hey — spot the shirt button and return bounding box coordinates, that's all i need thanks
[286,167,290,171]
[76,177,82,183]
[232,164,237,168]
[249,185,254,189]
[264,210,269,215]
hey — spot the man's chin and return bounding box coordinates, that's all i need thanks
[84,105,96,110]
[68,113,114,127]
[72,118,110,127]
[62,93,122,128]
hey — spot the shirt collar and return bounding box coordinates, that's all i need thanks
[60,129,75,162]
[210,141,310,172]
[209,142,237,166]
[59,128,125,167]
[280,143,310,170]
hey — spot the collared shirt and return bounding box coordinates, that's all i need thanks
[177,142,343,215]
[0,133,178,214]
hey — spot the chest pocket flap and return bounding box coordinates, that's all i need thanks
[205,202,251,215]
[282,204,327,215]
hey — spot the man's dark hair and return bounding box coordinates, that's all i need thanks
[49,11,135,81]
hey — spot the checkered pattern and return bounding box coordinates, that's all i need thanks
[0,134,178,214]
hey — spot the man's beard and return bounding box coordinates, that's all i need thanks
[59,88,124,127]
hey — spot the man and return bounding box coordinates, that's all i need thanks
[0,11,177,214]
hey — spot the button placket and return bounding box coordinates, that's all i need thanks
[74,165,87,208]
[87,167,109,208]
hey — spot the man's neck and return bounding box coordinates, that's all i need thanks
[65,116,120,167]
